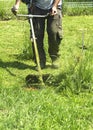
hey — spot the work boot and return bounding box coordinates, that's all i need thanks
[52,59,60,69]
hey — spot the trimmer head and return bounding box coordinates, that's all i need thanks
[25,73,52,88]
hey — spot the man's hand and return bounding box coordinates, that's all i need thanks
[51,6,57,16]
[11,5,19,15]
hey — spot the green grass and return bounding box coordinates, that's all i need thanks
[0,87,93,130]
[0,1,27,20]
[0,1,93,20]
[0,16,93,129]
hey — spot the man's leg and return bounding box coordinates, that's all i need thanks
[47,9,62,67]
[31,7,46,68]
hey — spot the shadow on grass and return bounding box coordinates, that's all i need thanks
[12,53,32,61]
[0,59,35,70]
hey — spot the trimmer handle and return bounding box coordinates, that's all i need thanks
[17,13,50,18]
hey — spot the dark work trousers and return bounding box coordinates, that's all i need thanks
[31,6,62,65]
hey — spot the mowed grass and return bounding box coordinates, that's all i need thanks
[0,16,93,129]
[0,87,93,130]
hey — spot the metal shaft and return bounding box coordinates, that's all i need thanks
[17,14,49,18]
[29,18,44,86]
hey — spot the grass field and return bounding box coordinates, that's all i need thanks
[0,16,93,129]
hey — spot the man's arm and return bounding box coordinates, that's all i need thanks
[14,0,21,8]
[11,0,21,15]
[51,0,60,15]
[53,0,60,7]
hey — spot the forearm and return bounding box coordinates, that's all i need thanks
[53,0,60,7]
[15,0,21,4]
[15,0,21,8]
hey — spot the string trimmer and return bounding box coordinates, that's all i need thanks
[17,14,50,88]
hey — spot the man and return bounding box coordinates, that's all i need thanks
[12,0,62,69]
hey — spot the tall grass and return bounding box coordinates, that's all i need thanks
[54,52,93,94]
[0,1,93,20]
[63,5,93,16]
[62,1,93,16]
[0,1,27,20]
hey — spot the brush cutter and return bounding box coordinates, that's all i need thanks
[17,14,49,87]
